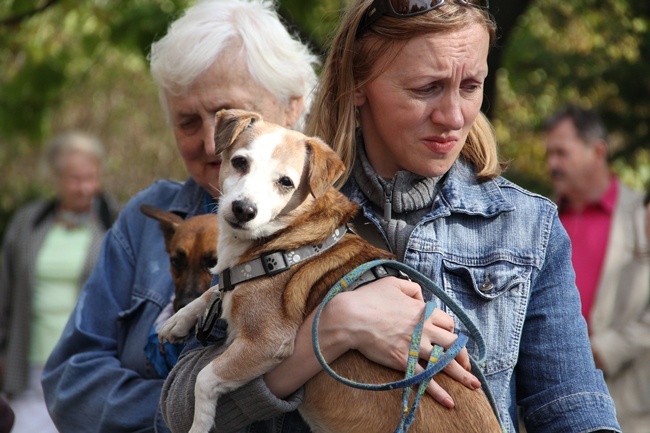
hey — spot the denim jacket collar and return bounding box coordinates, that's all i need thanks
[434,159,516,218]
[345,158,516,220]
[168,177,208,218]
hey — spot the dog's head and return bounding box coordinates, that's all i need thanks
[140,205,219,311]
[214,109,345,239]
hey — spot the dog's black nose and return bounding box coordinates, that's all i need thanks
[232,200,257,222]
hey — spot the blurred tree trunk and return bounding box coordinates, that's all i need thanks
[483,0,534,118]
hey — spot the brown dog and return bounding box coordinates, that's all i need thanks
[159,109,501,433]
[140,205,219,312]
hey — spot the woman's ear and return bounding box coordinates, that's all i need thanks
[354,86,367,107]
[284,96,304,128]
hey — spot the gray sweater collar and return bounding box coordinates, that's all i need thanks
[352,140,439,217]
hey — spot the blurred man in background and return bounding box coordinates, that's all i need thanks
[544,104,650,433]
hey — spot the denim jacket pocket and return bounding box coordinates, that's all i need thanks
[442,259,531,375]
[443,260,527,300]
[117,296,148,341]
[117,296,160,378]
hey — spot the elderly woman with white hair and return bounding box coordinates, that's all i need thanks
[40,1,319,432]
[1,131,119,433]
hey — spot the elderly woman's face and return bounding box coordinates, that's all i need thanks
[355,23,490,179]
[165,55,302,197]
[56,151,102,213]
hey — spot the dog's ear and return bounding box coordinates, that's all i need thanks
[140,204,184,251]
[214,109,262,155]
[306,137,345,198]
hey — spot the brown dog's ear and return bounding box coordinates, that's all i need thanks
[306,137,345,198]
[140,204,184,251]
[214,109,262,155]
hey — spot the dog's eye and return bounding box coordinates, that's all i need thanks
[203,255,217,271]
[231,156,248,172]
[170,254,187,271]
[278,176,294,189]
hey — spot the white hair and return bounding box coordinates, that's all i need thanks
[45,131,105,175]
[149,0,319,130]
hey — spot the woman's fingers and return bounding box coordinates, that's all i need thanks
[339,278,481,399]
[414,353,481,407]
[429,308,455,332]
[421,312,471,370]
[420,312,480,391]
[418,331,479,385]
[392,277,425,301]
[412,360,480,408]
[441,356,481,390]
[413,362,455,408]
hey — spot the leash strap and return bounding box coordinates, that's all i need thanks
[196,291,223,346]
[341,263,404,292]
[312,259,491,432]
[398,301,442,432]
[349,212,391,252]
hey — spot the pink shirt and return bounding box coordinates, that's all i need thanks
[558,178,618,325]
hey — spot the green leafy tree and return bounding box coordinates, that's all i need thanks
[1,0,649,240]
[0,0,192,236]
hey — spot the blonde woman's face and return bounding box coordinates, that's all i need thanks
[354,23,489,179]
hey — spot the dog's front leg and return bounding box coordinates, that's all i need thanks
[189,333,295,433]
[159,286,219,343]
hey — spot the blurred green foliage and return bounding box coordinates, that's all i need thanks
[0,0,649,240]
[0,0,190,236]
[494,0,650,194]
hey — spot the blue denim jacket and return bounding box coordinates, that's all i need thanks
[342,159,620,433]
[42,178,207,433]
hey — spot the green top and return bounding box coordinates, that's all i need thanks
[30,223,92,366]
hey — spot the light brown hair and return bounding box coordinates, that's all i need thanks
[306,0,505,187]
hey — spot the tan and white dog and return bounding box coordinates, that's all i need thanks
[159,109,501,433]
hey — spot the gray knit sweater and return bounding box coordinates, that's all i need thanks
[352,141,440,261]
[161,337,307,433]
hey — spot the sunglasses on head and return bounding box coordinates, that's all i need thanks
[357,0,490,36]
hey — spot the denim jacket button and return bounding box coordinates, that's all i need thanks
[480,280,494,292]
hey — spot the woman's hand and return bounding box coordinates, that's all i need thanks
[331,277,482,407]
[265,276,481,407]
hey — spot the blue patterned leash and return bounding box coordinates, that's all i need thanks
[397,301,467,431]
[312,259,488,432]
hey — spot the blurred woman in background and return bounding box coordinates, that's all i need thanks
[0,131,119,433]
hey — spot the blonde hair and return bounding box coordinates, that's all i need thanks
[306,0,505,187]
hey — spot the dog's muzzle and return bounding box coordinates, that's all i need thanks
[232,199,257,223]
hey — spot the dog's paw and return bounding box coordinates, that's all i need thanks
[158,312,197,344]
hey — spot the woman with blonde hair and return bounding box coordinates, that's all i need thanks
[302,0,619,431]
